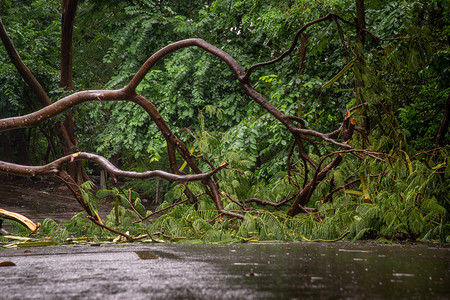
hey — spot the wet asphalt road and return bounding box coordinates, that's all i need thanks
[1,242,449,299]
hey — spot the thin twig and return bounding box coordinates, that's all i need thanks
[115,185,145,220]
[87,215,133,241]
[324,171,388,202]
[245,197,292,208]
[221,191,247,210]
[133,198,189,223]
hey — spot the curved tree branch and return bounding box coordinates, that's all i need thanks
[123,36,352,152]
[0,152,228,182]
[0,12,402,222]
[125,38,246,93]
[0,89,127,131]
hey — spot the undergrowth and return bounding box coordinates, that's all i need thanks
[1,148,449,248]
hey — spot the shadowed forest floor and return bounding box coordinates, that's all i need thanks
[0,175,111,223]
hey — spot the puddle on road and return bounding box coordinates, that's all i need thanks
[392,273,415,277]
[338,248,372,253]
[135,250,159,260]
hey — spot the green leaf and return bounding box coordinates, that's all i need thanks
[402,151,413,175]
[344,189,363,196]
[17,240,58,247]
[96,189,114,198]
[322,58,356,88]
[134,198,147,216]
[2,235,33,241]
[360,174,371,203]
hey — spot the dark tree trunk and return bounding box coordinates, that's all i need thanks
[354,0,369,133]
[0,131,30,165]
[58,0,88,184]
[2,10,86,183]
[436,95,449,147]
[355,0,366,46]
[61,0,77,90]
[0,132,14,163]
[298,33,309,74]
[17,131,31,165]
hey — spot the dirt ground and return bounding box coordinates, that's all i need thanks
[0,175,113,223]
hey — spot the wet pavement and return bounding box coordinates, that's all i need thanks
[1,177,450,299]
[1,242,449,299]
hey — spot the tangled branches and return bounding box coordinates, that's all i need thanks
[0,12,404,238]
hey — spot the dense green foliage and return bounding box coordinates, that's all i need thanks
[2,152,448,246]
[0,0,449,243]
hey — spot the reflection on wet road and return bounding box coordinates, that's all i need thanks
[1,242,449,299]
[1,178,449,299]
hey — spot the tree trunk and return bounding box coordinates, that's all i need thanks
[298,33,309,74]
[61,0,77,90]
[0,132,14,163]
[2,3,88,183]
[155,179,163,204]
[436,95,449,147]
[58,0,88,184]
[100,169,107,190]
[354,0,369,133]
[17,131,31,165]
[355,0,366,46]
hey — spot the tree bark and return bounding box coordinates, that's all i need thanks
[155,179,163,204]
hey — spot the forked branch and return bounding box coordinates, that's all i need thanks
[0,12,403,223]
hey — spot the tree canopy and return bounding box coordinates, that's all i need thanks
[0,0,449,243]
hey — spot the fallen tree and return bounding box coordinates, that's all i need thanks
[0,10,406,239]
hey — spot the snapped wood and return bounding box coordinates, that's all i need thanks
[0,209,39,232]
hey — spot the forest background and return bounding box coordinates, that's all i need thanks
[0,0,449,244]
